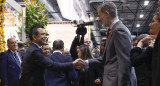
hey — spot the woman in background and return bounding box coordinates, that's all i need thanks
[77,44,103,86]
[131,13,160,86]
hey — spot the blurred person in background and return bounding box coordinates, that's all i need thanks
[131,34,152,86]
[70,36,93,61]
[45,39,78,86]
[132,37,138,48]
[0,37,22,86]
[92,46,100,58]
[131,13,160,86]
[77,44,103,86]
[18,42,26,58]
[63,48,71,56]
[42,44,51,56]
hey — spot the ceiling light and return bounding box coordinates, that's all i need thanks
[136,24,140,27]
[144,1,149,6]
[140,14,144,18]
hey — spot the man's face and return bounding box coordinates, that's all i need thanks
[7,38,18,51]
[42,45,50,56]
[84,38,92,49]
[33,28,47,46]
[157,1,160,18]
[98,8,108,27]
[133,40,138,48]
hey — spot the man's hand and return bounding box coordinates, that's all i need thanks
[72,58,86,70]
[94,78,101,84]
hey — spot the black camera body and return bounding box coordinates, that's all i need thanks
[76,24,87,35]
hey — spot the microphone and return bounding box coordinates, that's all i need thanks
[79,20,93,26]
[84,21,93,26]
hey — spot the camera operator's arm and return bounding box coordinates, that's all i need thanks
[70,36,80,61]
[70,25,87,60]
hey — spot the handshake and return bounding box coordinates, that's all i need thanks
[72,58,86,70]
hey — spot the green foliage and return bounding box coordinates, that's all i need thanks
[25,0,48,37]
[18,26,22,32]
[18,13,22,21]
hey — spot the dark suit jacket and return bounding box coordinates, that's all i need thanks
[19,43,73,86]
[130,47,152,86]
[78,64,103,86]
[152,32,160,86]
[89,21,132,86]
[18,49,26,59]
[45,52,78,86]
[0,50,22,86]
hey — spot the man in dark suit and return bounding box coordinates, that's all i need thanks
[85,2,134,86]
[19,25,84,86]
[45,39,78,86]
[0,37,22,86]
[17,42,26,58]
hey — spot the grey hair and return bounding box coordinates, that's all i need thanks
[98,2,117,18]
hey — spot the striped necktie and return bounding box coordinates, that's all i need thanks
[13,53,20,67]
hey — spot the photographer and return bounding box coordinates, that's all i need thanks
[70,22,92,60]
[70,21,103,86]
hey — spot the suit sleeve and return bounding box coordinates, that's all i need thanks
[31,49,73,71]
[130,47,153,67]
[88,55,105,68]
[0,52,8,85]
[114,29,131,86]
[70,36,79,61]
[66,56,78,81]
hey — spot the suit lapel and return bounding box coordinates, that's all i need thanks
[8,50,21,68]
[8,50,16,62]
[104,21,121,52]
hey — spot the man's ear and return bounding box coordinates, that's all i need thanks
[52,47,54,51]
[105,11,110,17]
[61,48,64,52]
[32,34,37,41]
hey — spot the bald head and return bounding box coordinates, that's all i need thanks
[7,37,18,51]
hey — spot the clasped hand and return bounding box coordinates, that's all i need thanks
[72,58,86,70]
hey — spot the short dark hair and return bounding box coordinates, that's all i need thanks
[29,25,44,41]
[42,43,49,49]
[53,39,64,50]
[18,42,25,48]
[133,37,137,42]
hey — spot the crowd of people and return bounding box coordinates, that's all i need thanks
[0,1,160,86]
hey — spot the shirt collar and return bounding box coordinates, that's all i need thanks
[10,50,17,54]
[53,50,62,54]
[32,42,41,48]
[110,19,119,30]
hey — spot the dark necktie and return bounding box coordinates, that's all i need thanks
[106,28,111,40]
[40,48,43,52]
[40,48,44,54]
[13,53,20,67]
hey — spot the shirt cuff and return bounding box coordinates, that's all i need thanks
[137,41,143,48]
[85,60,89,69]
[149,39,155,48]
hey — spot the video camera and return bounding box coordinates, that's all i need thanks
[73,20,93,36]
